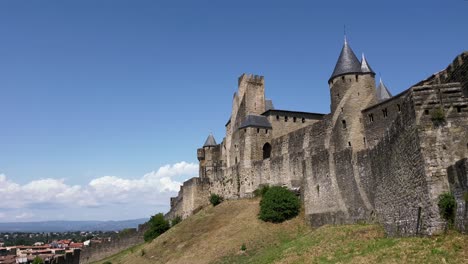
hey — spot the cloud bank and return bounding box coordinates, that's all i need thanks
[0,162,198,222]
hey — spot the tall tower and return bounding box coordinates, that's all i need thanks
[328,39,378,151]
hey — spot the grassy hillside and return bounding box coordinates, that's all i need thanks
[94,199,467,264]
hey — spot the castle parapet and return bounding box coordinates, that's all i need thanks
[238,73,264,86]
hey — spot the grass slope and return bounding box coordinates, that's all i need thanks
[94,199,467,264]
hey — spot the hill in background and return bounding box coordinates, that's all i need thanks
[94,199,467,264]
[0,219,148,232]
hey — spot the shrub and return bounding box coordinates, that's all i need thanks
[103,262,112,264]
[144,213,170,242]
[32,257,44,264]
[171,215,182,226]
[240,243,247,251]
[431,107,445,125]
[253,185,270,197]
[209,193,224,206]
[438,192,457,227]
[140,249,146,256]
[259,186,300,223]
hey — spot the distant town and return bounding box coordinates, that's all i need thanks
[0,230,128,264]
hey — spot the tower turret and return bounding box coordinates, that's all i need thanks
[376,78,392,101]
[328,39,378,151]
[198,133,221,180]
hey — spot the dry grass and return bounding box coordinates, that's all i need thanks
[93,199,467,264]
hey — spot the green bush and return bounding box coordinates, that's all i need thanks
[253,185,270,197]
[209,193,224,206]
[144,213,170,242]
[140,249,146,256]
[259,186,300,223]
[240,243,247,251]
[171,215,182,226]
[437,192,457,227]
[32,257,44,264]
[431,107,445,124]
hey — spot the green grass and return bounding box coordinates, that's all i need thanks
[216,224,467,264]
[91,199,467,264]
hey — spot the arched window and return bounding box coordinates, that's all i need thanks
[263,143,272,159]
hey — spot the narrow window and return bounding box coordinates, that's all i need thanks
[397,104,401,112]
[337,93,340,98]
[355,75,359,81]
[265,129,268,134]
[382,108,388,118]
[342,120,347,129]
[276,115,279,120]
[456,106,462,113]
[285,116,288,122]
[302,118,305,123]
[235,157,238,164]
[293,117,297,122]
[257,128,260,133]
[263,143,272,159]
[341,76,345,82]
[244,129,246,132]
[341,107,344,112]
[424,109,429,115]
[363,137,366,145]
[348,141,352,147]
[369,114,374,123]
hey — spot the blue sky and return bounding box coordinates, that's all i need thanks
[0,0,467,222]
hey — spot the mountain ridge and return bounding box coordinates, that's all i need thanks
[0,218,148,232]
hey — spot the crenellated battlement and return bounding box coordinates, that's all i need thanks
[238,73,264,86]
[166,49,468,237]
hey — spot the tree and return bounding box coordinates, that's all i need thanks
[144,213,170,242]
[32,256,44,264]
[438,192,457,228]
[171,215,182,227]
[209,194,224,206]
[259,186,300,223]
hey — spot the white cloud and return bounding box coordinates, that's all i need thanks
[0,162,198,221]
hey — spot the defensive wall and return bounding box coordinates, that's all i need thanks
[79,224,148,264]
[166,52,468,237]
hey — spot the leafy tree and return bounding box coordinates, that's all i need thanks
[253,185,270,197]
[209,194,224,206]
[32,256,44,264]
[171,215,182,227]
[259,186,300,223]
[438,192,457,227]
[144,213,170,242]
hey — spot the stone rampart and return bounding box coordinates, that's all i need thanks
[79,225,147,264]
[166,52,468,237]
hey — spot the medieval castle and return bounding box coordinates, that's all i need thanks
[166,39,468,236]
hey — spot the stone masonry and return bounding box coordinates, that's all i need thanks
[166,42,468,236]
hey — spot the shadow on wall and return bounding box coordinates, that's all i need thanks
[447,158,468,233]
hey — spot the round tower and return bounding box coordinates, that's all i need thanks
[328,39,378,151]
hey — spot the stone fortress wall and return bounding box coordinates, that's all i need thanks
[166,48,468,236]
[79,224,148,264]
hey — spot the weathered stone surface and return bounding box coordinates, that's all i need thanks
[166,51,468,237]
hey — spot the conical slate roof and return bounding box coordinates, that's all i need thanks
[376,78,392,101]
[203,134,217,147]
[330,39,362,81]
[360,53,374,74]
